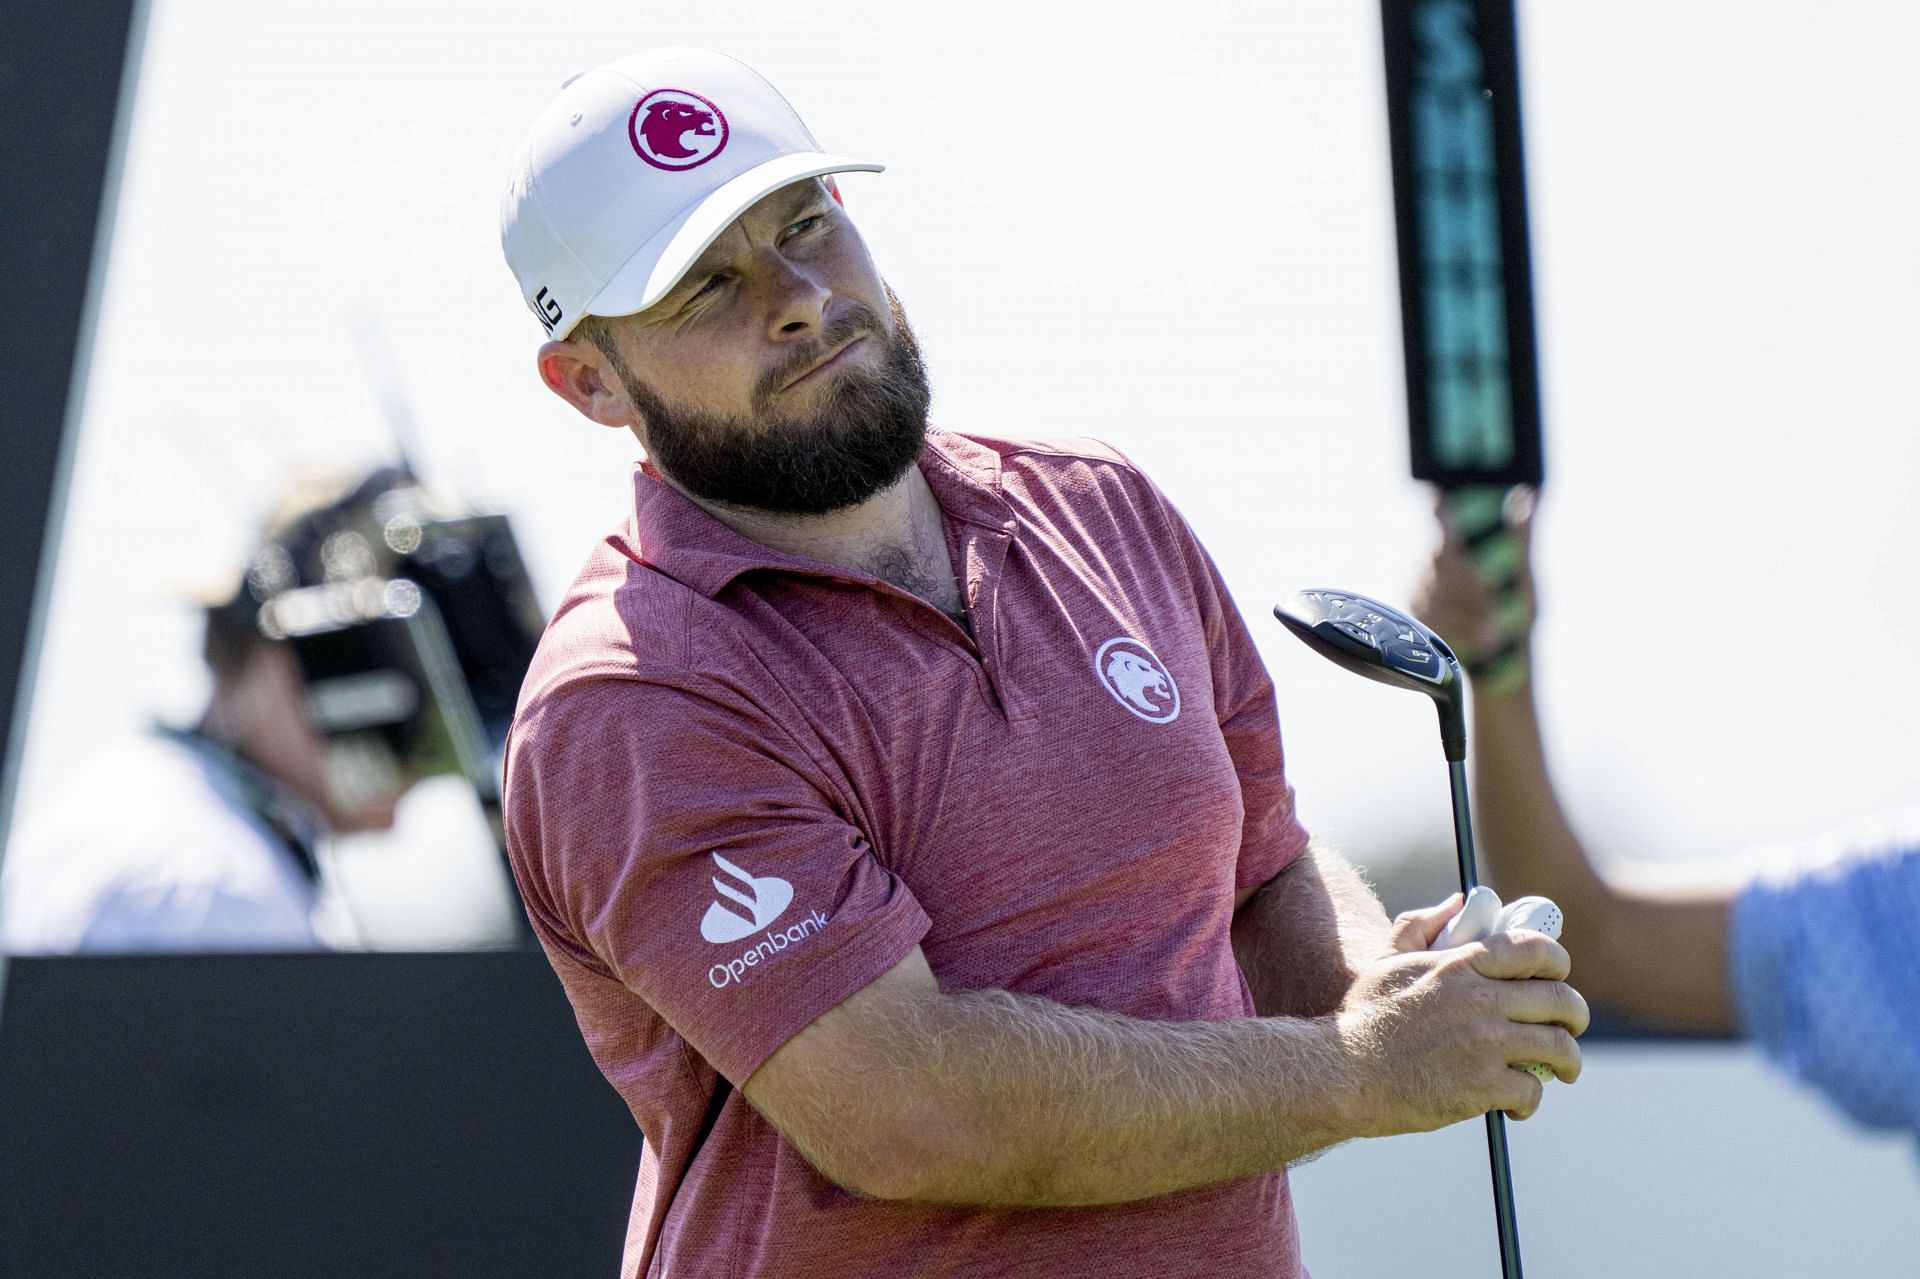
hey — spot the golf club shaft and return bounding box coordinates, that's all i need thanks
[1446,759,1524,1279]
[1484,1114,1523,1278]
[1448,759,1479,892]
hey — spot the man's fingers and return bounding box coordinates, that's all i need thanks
[1497,978,1591,1039]
[1499,1069,1546,1121]
[1390,893,1464,953]
[1467,931,1571,983]
[1415,541,1505,657]
[1433,489,1479,555]
[1502,485,1536,539]
[1430,540,1488,590]
[1510,1024,1582,1085]
[1499,486,1538,602]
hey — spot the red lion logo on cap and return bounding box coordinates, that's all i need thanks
[641,102,714,159]
[630,89,728,171]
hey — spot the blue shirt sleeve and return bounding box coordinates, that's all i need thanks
[1729,809,1920,1137]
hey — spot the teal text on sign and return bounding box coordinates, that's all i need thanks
[1411,0,1514,471]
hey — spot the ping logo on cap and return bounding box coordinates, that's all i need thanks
[629,88,728,171]
[531,286,563,334]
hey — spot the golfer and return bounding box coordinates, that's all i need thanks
[499,46,1588,1278]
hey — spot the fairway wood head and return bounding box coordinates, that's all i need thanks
[1274,588,1467,761]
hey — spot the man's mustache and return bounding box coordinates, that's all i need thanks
[754,305,884,409]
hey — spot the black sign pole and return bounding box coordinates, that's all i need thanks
[0,1,151,901]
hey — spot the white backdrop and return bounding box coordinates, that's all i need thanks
[18,2,1920,935]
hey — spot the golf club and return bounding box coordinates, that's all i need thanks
[1273,587,1527,1279]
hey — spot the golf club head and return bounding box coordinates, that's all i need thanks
[1274,588,1467,761]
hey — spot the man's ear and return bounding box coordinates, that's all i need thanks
[537,338,638,430]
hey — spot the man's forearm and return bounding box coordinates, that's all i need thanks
[801,985,1361,1208]
[752,890,1585,1209]
[1232,842,1394,1018]
[1472,678,1736,1032]
[1468,676,1610,916]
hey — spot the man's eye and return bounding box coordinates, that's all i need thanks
[691,273,728,299]
[786,214,824,238]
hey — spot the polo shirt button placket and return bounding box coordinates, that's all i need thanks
[966,605,1008,717]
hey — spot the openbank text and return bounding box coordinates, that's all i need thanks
[708,909,831,988]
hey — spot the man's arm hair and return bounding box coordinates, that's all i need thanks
[741,947,1360,1207]
[1231,841,1395,1019]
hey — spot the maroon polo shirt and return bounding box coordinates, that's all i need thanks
[504,428,1314,1278]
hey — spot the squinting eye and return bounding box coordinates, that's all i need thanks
[692,273,727,299]
[788,214,824,237]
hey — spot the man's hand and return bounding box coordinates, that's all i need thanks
[1411,487,1536,682]
[1333,895,1589,1132]
[1389,893,1466,955]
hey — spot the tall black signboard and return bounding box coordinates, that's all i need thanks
[1382,0,1545,490]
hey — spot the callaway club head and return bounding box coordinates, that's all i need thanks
[1274,588,1467,761]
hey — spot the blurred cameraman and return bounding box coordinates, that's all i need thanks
[0,467,424,953]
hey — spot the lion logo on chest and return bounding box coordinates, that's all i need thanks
[1093,637,1181,724]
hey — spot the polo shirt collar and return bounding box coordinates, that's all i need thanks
[624,427,1013,600]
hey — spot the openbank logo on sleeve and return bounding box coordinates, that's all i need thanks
[700,852,791,942]
[699,852,829,990]
[1094,636,1180,724]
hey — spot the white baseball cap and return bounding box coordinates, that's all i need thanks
[500,46,884,341]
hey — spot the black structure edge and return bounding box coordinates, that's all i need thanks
[0,0,153,920]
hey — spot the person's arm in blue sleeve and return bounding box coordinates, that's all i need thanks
[1733,820,1920,1134]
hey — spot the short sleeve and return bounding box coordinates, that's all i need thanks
[1142,475,1312,890]
[1729,811,1920,1136]
[504,674,931,1086]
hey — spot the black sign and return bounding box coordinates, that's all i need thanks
[0,952,638,1277]
[1382,0,1545,489]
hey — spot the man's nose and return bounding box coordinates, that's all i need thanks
[757,252,831,339]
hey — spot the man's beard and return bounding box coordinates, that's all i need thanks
[610,290,932,516]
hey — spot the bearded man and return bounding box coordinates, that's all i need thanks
[499,46,1586,1279]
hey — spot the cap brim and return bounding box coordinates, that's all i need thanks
[576,152,884,330]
